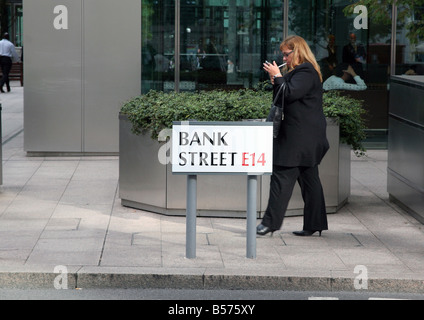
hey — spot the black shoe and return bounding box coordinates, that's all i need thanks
[0,88,4,93]
[256,224,276,236]
[293,230,322,237]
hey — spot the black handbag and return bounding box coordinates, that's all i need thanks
[266,82,286,139]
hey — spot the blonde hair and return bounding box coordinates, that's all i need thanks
[280,35,323,82]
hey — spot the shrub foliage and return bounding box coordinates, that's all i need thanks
[121,88,367,156]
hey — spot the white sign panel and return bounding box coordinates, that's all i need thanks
[172,122,273,175]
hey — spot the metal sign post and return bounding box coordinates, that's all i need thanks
[172,121,272,259]
[186,175,197,259]
[246,175,258,259]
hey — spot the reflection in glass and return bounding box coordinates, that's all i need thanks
[140,0,422,148]
[289,0,393,146]
[395,3,424,75]
[141,0,284,93]
[142,0,175,93]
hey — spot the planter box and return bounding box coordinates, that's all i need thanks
[119,114,350,217]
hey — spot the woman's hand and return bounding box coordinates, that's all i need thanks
[263,61,282,84]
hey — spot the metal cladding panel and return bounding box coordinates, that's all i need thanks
[390,76,424,127]
[23,0,141,153]
[388,76,424,221]
[119,115,167,209]
[23,0,83,152]
[83,0,141,152]
[388,117,424,190]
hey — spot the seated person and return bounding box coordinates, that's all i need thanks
[405,64,424,75]
[323,63,367,91]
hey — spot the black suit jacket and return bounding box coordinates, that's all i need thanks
[272,62,329,167]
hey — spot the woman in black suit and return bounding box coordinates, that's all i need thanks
[258,35,329,237]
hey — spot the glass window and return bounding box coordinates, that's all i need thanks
[4,3,22,48]
[141,0,284,93]
[14,4,23,47]
[340,1,392,137]
[394,3,424,76]
[291,0,392,147]
[141,0,410,148]
[142,0,175,93]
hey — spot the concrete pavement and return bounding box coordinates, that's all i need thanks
[1,83,424,292]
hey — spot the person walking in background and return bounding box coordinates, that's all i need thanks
[0,32,19,93]
[258,35,329,237]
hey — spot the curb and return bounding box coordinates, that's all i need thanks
[2,272,424,293]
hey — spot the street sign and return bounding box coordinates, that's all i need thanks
[171,121,273,259]
[172,121,273,175]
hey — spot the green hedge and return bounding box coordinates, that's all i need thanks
[121,88,367,156]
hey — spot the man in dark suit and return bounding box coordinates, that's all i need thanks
[342,33,366,79]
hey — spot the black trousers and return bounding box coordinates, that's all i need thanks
[0,56,12,90]
[261,165,328,231]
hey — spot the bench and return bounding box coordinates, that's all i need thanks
[0,62,23,86]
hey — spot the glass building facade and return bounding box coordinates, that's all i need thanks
[2,0,22,47]
[141,0,424,145]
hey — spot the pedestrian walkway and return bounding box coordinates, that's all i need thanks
[1,84,424,292]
